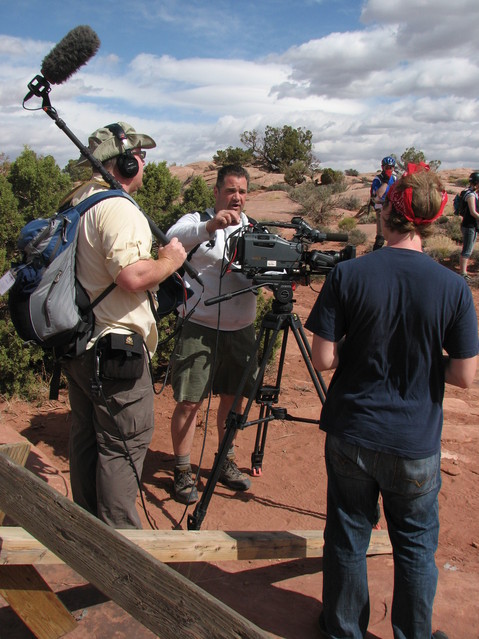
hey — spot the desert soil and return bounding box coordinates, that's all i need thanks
[1,171,478,638]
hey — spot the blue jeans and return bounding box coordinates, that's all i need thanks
[461,225,478,258]
[320,434,441,639]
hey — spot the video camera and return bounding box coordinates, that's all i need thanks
[229,216,356,281]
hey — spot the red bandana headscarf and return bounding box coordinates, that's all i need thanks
[386,162,448,225]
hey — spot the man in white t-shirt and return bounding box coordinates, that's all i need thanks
[166,164,257,504]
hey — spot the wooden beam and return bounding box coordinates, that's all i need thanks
[0,527,392,565]
[0,444,76,639]
[0,452,270,639]
[0,565,77,639]
[0,442,31,525]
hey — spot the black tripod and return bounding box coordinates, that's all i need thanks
[187,279,328,531]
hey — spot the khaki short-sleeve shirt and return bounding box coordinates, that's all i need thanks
[72,180,158,353]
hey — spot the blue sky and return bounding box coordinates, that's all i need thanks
[1,0,479,172]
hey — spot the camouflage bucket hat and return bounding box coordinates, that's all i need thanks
[76,121,156,166]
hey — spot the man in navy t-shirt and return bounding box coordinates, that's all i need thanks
[306,164,478,639]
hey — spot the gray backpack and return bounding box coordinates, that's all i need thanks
[8,189,133,396]
[8,189,131,354]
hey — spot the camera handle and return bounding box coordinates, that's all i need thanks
[187,284,328,531]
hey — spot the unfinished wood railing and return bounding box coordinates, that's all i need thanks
[0,447,391,639]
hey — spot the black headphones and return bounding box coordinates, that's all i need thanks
[105,123,139,178]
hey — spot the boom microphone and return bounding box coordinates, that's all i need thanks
[319,231,349,243]
[23,25,100,103]
[41,25,100,85]
[23,26,203,287]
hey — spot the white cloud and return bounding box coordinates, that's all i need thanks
[2,0,479,173]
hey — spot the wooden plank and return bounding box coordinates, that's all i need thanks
[0,527,392,565]
[0,442,31,525]
[0,452,270,639]
[0,442,30,467]
[0,444,76,638]
[0,565,77,639]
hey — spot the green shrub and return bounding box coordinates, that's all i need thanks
[319,168,344,186]
[258,125,314,173]
[0,318,46,399]
[213,147,254,166]
[254,289,282,365]
[346,228,368,247]
[284,161,309,186]
[424,234,461,261]
[155,314,179,368]
[338,217,357,232]
[345,168,359,177]
[438,215,463,243]
[134,161,182,229]
[266,183,292,193]
[337,195,361,211]
[181,176,215,213]
[290,181,347,226]
[8,147,71,223]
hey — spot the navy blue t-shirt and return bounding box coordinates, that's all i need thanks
[305,248,479,458]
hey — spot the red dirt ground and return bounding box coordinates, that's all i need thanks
[1,182,478,638]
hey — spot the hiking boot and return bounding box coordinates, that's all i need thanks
[173,466,198,504]
[373,234,385,251]
[432,632,449,639]
[218,456,251,491]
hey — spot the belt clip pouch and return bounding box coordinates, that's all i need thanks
[100,332,144,380]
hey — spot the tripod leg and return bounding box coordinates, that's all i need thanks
[251,313,328,477]
[187,410,240,530]
[290,315,328,403]
[251,403,269,476]
[251,322,273,476]
[188,319,279,530]
[250,316,290,475]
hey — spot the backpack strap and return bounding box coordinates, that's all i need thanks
[76,188,135,310]
[58,179,113,209]
[185,211,213,261]
[49,361,63,400]
[187,210,256,261]
[50,189,135,400]
[88,281,117,310]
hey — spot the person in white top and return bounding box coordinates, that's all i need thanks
[166,164,258,504]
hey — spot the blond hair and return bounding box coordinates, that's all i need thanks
[386,170,445,237]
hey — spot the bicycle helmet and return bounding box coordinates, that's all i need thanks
[381,156,396,168]
[468,171,479,184]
